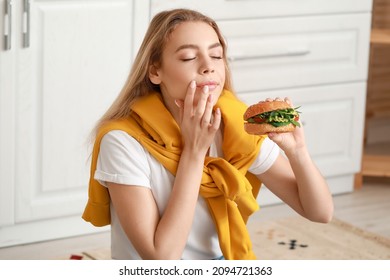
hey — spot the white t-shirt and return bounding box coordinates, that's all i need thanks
[95,129,279,260]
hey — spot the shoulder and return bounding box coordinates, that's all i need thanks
[96,130,152,188]
[101,130,145,155]
[99,130,150,171]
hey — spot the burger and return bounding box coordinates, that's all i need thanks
[243,100,301,135]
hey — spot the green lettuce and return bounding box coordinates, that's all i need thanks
[247,107,301,127]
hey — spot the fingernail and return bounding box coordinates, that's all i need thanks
[190,81,196,88]
[174,99,181,108]
[203,85,209,93]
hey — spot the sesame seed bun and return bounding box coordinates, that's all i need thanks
[243,100,291,120]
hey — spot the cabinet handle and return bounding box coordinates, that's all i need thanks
[228,49,310,62]
[3,0,12,50]
[23,0,30,48]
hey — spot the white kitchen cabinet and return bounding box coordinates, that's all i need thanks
[151,0,372,20]
[221,14,371,92]
[0,0,143,247]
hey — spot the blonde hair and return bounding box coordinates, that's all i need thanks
[91,8,233,138]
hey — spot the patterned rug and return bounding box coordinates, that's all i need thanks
[73,216,390,260]
[248,216,390,260]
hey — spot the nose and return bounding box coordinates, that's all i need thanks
[200,56,215,74]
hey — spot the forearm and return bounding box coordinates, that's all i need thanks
[153,148,204,259]
[286,147,334,222]
[261,97,333,222]
[109,148,208,260]
[149,81,220,258]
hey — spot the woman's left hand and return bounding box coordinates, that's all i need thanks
[266,97,306,156]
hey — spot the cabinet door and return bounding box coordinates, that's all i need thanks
[221,14,371,93]
[0,0,16,227]
[151,0,372,20]
[14,0,134,223]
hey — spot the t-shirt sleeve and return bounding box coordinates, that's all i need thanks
[94,130,151,188]
[248,137,280,175]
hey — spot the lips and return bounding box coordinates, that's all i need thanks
[196,81,219,91]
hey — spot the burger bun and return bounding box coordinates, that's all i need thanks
[244,122,295,135]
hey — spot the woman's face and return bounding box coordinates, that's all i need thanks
[151,21,226,112]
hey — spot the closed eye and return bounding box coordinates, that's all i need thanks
[181,57,196,62]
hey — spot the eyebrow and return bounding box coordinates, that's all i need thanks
[175,42,222,53]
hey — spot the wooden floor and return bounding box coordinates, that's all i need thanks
[0,177,389,260]
[249,177,390,237]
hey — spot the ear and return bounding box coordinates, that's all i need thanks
[148,64,161,85]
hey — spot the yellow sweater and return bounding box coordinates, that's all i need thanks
[82,90,266,259]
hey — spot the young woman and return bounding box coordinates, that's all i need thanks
[82,8,333,260]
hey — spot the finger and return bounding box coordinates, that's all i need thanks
[201,93,214,128]
[284,97,294,107]
[210,107,221,132]
[194,85,209,120]
[175,99,184,122]
[268,132,283,145]
[184,81,196,117]
[175,99,184,108]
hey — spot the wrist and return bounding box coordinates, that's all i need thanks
[181,146,207,162]
[285,146,311,163]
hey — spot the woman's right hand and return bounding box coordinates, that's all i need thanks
[176,81,221,156]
